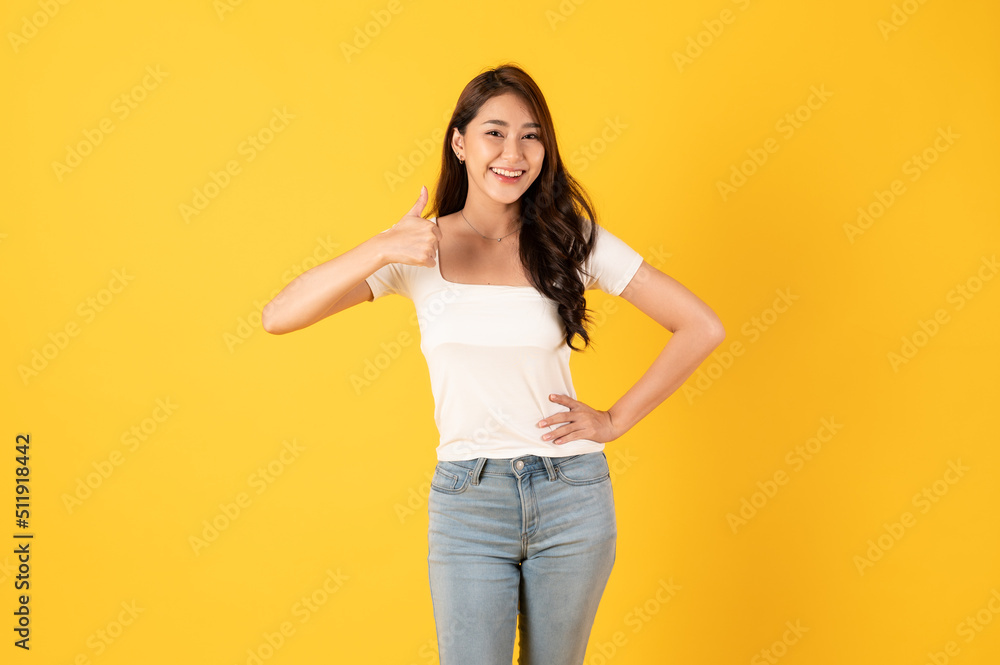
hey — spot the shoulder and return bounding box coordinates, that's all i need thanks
[581,218,615,255]
[579,219,644,295]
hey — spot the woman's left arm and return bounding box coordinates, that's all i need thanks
[538,261,726,445]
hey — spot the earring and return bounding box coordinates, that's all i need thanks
[455,151,464,164]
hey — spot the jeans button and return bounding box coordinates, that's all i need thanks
[515,460,524,470]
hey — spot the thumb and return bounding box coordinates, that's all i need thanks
[408,185,428,218]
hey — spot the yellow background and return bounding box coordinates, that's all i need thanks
[3,0,999,663]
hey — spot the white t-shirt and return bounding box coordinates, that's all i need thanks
[365,217,643,461]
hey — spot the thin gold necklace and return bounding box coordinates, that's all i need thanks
[460,209,519,242]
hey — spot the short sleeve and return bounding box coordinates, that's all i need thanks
[365,227,412,301]
[365,261,410,301]
[581,221,644,295]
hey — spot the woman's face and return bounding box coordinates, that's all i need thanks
[453,92,545,207]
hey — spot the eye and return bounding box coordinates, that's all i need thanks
[486,130,540,139]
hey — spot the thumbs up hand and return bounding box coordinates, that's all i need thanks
[377,186,442,267]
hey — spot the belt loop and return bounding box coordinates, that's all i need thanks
[470,457,487,485]
[542,455,557,481]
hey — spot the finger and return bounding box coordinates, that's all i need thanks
[542,419,585,439]
[548,422,587,444]
[429,228,440,265]
[408,185,428,217]
[537,408,573,427]
[549,393,579,407]
[542,420,576,437]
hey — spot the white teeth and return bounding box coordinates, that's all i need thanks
[491,167,523,177]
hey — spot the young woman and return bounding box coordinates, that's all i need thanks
[262,63,725,665]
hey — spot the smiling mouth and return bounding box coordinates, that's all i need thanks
[490,167,525,182]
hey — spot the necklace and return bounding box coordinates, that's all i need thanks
[460,209,519,242]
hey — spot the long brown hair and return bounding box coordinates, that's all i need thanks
[430,62,602,351]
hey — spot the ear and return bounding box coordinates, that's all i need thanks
[450,127,464,152]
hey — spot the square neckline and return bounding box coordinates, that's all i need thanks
[430,216,537,289]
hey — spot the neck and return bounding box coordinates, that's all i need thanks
[460,196,520,238]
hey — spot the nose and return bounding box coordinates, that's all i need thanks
[502,134,524,163]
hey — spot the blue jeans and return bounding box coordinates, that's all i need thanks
[427,452,617,665]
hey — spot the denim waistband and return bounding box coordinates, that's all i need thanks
[440,454,593,485]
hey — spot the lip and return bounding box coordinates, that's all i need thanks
[490,167,525,183]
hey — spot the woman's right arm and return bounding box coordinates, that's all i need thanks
[261,236,385,335]
[261,187,439,335]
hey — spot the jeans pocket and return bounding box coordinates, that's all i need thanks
[430,462,472,495]
[555,452,611,486]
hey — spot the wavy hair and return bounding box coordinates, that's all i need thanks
[429,62,602,351]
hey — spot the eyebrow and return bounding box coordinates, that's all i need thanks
[480,119,542,129]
